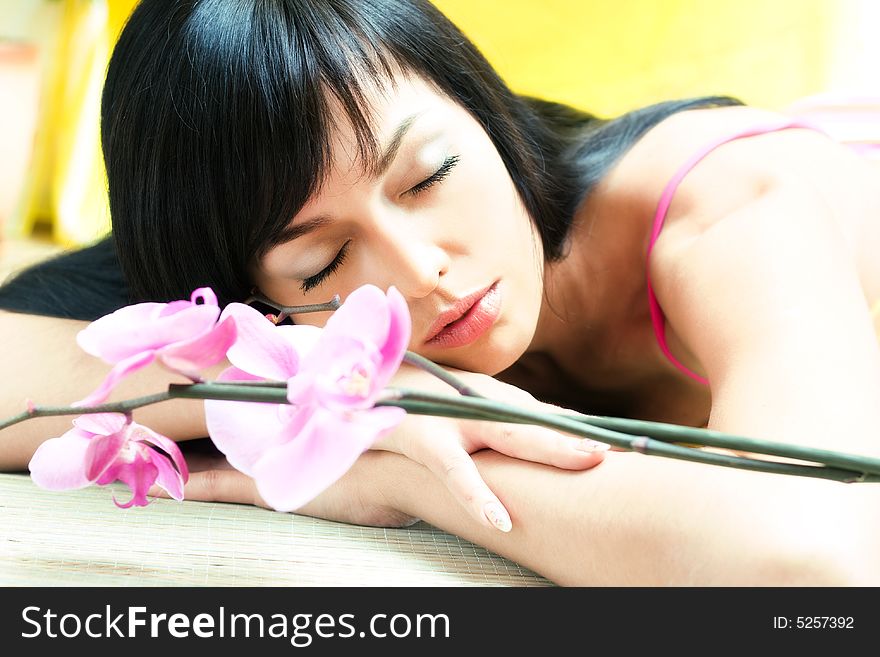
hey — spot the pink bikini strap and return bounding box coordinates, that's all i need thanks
[646,119,821,387]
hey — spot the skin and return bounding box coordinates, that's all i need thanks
[252,73,546,377]
[222,77,880,583]
[3,71,880,584]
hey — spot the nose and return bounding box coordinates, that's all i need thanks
[372,216,450,299]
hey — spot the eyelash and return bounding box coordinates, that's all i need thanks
[301,240,351,293]
[405,154,460,195]
[299,154,460,293]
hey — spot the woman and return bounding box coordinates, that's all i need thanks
[1,0,879,585]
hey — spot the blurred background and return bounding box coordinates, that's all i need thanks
[1,0,878,278]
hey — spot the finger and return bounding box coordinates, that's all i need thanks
[148,468,267,508]
[417,442,513,533]
[459,379,612,466]
[180,451,235,472]
[468,419,609,470]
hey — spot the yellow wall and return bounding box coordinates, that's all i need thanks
[434,0,839,116]
[15,0,138,246]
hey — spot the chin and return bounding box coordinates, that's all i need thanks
[449,327,531,376]
[480,343,529,376]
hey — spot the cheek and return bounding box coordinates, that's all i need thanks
[451,151,529,241]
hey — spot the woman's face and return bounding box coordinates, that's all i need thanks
[252,74,545,375]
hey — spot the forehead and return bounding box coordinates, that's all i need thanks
[323,72,458,176]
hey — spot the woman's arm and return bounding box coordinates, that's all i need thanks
[0,310,223,471]
[181,434,879,585]
[383,446,880,586]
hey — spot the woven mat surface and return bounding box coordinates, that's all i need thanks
[0,473,551,587]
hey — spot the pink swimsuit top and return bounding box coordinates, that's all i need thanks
[645,119,822,386]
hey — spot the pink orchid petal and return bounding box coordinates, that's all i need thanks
[205,396,288,476]
[316,356,382,411]
[326,284,389,342]
[103,454,159,508]
[220,303,300,380]
[28,430,93,491]
[157,300,193,317]
[217,365,265,382]
[84,431,128,481]
[76,303,167,360]
[158,313,237,375]
[276,324,323,357]
[251,406,404,512]
[73,350,157,407]
[309,334,375,368]
[278,402,315,437]
[308,285,389,366]
[149,449,185,500]
[133,426,189,483]
[308,338,386,410]
[286,371,321,408]
[376,286,411,385]
[73,412,128,436]
[190,287,218,307]
[300,334,376,384]
[78,303,220,363]
[95,462,121,485]
[146,302,222,346]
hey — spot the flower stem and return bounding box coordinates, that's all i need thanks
[0,381,284,432]
[0,392,173,431]
[245,292,341,324]
[379,388,880,484]
[402,351,484,397]
[4,381,879,484]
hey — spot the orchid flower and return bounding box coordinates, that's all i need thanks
[28,413,188,508]
[75,288,236,406]
[206,285,411,512]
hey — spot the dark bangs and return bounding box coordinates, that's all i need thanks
[102,0,563,306]
[104,0,396,305]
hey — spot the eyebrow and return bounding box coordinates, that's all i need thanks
[267,214,335,248]
[268,114,422,249]
[369,112,420,178]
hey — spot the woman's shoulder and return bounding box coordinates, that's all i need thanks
[595,103,878,242]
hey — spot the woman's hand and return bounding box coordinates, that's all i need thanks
[148,444,420,528]
[149,365,608,532]
[370,364,609,532]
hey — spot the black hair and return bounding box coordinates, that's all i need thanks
[0,0,740,320]
[0,238,130,319]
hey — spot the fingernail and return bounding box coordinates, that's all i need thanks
[576,440,610,452]
[483,501,512,532]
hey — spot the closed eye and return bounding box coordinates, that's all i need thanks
[298,155,460,293]
[406,155,460,195]
[300,240,351,293]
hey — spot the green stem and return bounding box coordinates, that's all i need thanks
[0,392,173,431]
[0,380,285,432]
[402,351,483,397]
[379,388,880,483]
[3,382,879,484]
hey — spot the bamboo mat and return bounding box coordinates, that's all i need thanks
[0,473,551,587]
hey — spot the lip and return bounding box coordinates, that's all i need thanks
[425,280,501,349]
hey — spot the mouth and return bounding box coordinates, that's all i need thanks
[424,280,502,349]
